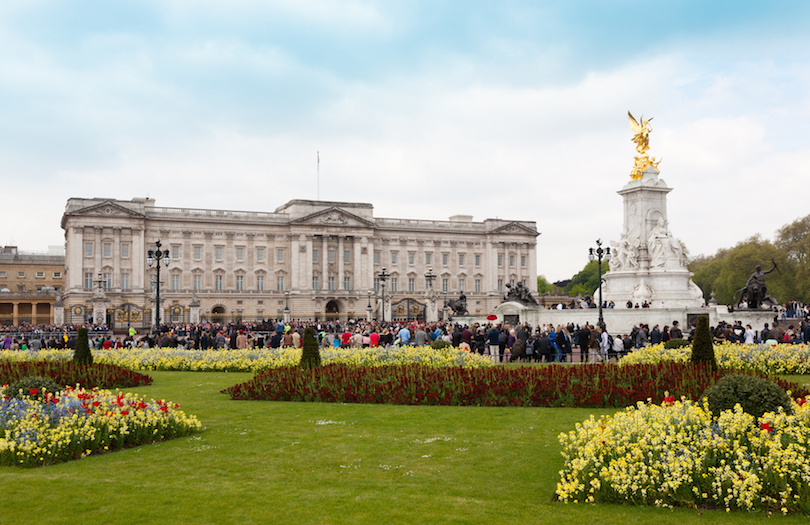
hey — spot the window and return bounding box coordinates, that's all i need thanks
[312,249,319,263]
[236,247,244,262]
[53,272,62,279]
[121,273,130,290]
[498,254,504,267]
[256,275,264,291]
[121,243,130,258]
[0,271,5,278]
[194,246,202,260]
[35,271,45,278]
[102,273,111,289]
[459,254,465,266]
[277,248,285,263]
[256,247,265,262]
[171,274,180,290]
[475,279,481,292]
[391,252,398,265]
[277,276,285,291]
[442,278,448,292]
[328,250,335,263]
[171,245,180,260]
[475,254,480,267]
[425,253,432,265]
[442,253,448,266]
[215,247,223,261]
[408,277,415,292]
[459,278,465,292]
[215,275,223,290]
[343,276,351,291]
[328,276,335,290]
[498,279,503,292]
[344,250,350,263]
[18,271,25,279]
[150,276,157,291]
[374,251,380,264]
[408,252,415,265]
[391,278,398,292]
[236,275,244,291]
[374,277,380,292]
[85,242,93,257]
[193,274,202,290]
[509,255,515,267]
[312,276,319,290]
[84,273,93,289]
[103,243,112,258]
[521,255,526,267]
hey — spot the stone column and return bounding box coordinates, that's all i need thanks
[12,302,19,326]
[31,302,38,325]
[353,238,362,292]
[290,235,300,290]
[304,235,313,290]
[338,236,345,288]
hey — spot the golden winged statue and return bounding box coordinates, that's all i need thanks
[628,111,660,179]
[628,111,652,154]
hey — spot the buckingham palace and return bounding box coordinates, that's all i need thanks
[60,197,539,328]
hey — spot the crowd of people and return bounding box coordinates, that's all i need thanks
[2,313,810,364]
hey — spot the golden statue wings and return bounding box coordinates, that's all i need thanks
[628,111,652,154]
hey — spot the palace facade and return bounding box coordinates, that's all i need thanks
[0,246,64,325]
[60,198,539,328]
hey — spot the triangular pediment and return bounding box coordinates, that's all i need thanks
[69,200,146,219]
[490,221,538,236]
[290,207,374,228]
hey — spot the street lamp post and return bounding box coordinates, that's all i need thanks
[367,290,373,321]
[424,266,436,290]
[283,291,290,323]
[378,267,390,323]
[146,240,170,333]
[588,239,611,328]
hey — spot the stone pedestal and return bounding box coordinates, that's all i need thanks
[92,300,108,325]
[603,166,703,308]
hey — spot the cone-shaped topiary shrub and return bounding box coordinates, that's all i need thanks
[703,374,792,418]
[300,327,321,369]
[690,315,716,370]
[72,327,94,366]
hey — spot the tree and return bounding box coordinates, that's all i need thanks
[72,327,93,366]
[690,314,716,370]
[564,260,607,297]
[299,327,321,369]
[536,275,557,295]
[689,236,795,305]
[776,214,810,302]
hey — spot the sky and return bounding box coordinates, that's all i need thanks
[2,0,810,282]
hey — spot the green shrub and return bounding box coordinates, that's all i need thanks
[430,339,451,350]
[3,376,63,401]
[73,327,93,366]
[299,327,321,369]
[702,374,792,418]
[690,315,716,370]
[664,338,690,349]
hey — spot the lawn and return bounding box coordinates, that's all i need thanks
[1,371,808,524]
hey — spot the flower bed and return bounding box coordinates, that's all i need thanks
[556,396,810,514]
[0,386,201,467]
[222,362,809,406]
[621,342,810,375]
[0,346,491,372]
[0,361,152,389]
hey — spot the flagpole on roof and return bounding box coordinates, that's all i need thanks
[317,151,320,201]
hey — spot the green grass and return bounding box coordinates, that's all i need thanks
[1,371,808,524]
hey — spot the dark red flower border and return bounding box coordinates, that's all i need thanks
[222,363,809,408]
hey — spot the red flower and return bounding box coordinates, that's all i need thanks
[92,401,101,407]
[160,406,169,412]
[761,422,772,433]
[121,410,129,416]
[50,396,59,404]
[663,395,675,406]
[797,398,806,406]
[29,388,38,396]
